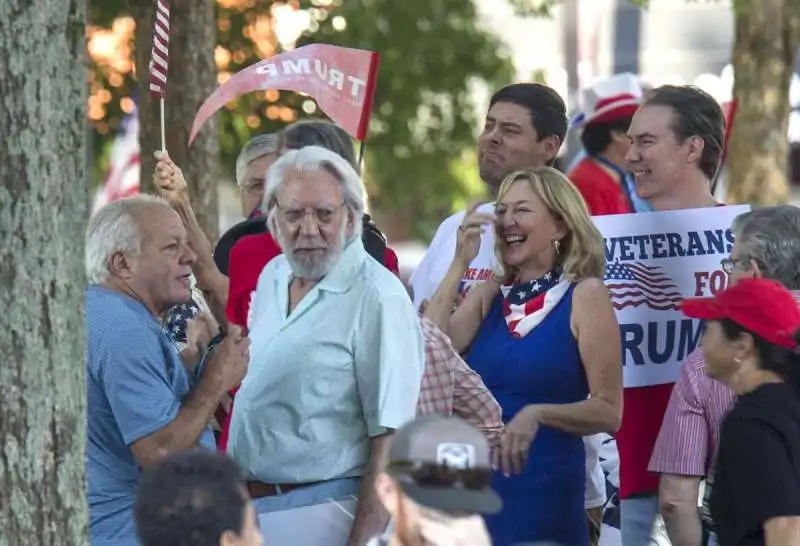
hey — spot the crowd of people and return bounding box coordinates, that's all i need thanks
[82,72,800,546]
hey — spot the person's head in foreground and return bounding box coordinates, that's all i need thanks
[625,84,724,209]
[682,278,800,392]
[479,83,568,194]
[493,167,605,284]
[724,205,800,290]
[373,415,501,546]
[134,450,263,546]
[85,195,196,316]
[264,145,366,280]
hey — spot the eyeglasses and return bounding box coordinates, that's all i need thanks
[387,461,492,490]
[241,178,265,196]
[276,204,343,225]
[720,257,750,275]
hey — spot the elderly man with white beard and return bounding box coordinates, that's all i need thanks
[226,146,425,546]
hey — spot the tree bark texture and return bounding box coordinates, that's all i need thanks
[134,0,220,242]
[0,1,89,545]
[726,0,800,205]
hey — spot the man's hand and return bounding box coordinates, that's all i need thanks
[201,325,250,396]
[153,150,189,207]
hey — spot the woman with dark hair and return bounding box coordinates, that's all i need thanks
[681,278,800,546]
[568,74,651,216]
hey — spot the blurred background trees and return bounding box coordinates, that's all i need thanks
[88,0,800,242]
[88,0,515,240]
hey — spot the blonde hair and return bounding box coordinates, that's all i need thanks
[494,167,605,282]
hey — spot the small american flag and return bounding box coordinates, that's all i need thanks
[604,260,682,311]
[148,0,170,98]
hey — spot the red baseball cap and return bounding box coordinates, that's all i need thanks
[681,278,800,349]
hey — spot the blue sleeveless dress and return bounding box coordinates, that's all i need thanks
[466,285,589,546]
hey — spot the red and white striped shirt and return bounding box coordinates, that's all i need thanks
[417,315,504,449]
[648,348,733,476]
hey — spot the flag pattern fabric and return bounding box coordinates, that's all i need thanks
[92,107,140,213]
[604,260,682,312]
[500,268,570,338]
[149,0,170,98]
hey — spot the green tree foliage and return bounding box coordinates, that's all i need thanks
[296,0,514,237]
[88,0,514,239]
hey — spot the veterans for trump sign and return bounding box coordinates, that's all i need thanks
[189,44,379,145]
[592,205,750,388]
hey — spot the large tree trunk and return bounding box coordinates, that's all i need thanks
[0,1,89,544]
[726,0,800,205]
[134,0,220,241]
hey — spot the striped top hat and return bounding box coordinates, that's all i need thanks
[571,73,643,129]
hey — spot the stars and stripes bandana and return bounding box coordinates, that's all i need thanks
[500,267,570,338]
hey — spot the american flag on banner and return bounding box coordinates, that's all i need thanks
[149,0,170,97]
[604,260,682,311]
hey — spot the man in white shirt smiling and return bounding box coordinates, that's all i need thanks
[227,146,425,546]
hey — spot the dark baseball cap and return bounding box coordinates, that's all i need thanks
[386,415,502,515]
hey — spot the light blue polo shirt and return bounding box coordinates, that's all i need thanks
[85,286,215,546]
[228,238,424,483]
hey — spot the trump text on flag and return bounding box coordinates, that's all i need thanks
[255,58,367,101]
[592,205,750,388]
[189,44,379,146]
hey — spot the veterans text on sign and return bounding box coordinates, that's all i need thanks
[592,205,750,388]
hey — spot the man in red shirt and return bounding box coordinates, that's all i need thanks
[619,84,724,545]
[568,73,647,216]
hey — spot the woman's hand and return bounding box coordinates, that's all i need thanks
[153,151,189,206]
[495,405,542,476]
[455,202,495,268]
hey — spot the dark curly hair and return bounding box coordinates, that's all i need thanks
[134,450,250,546]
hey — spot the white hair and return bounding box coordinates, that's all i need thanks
[235,133,279,187]
[263,145,366,239]
[85,195,170,284]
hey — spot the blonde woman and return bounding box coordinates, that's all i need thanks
[424,167,623,546]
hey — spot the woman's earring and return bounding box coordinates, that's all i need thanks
[553,240,561,255]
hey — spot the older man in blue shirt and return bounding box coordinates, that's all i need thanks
[227,146,425,546]
[85,195,250,545]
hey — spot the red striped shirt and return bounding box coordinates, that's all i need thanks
[647,349,733,476]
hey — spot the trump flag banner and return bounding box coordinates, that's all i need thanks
[189,44,379,145]
[592,205,750,388]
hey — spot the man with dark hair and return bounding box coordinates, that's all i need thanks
[134,450,263,546]
[410,82,568,304]
[626,85,724,210]
[478,83,567,188]
[617,84,725,546]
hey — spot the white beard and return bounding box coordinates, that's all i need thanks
[276,214,348,280]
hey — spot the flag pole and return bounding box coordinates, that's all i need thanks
[358,141,366,170]
[160,96,166,153]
